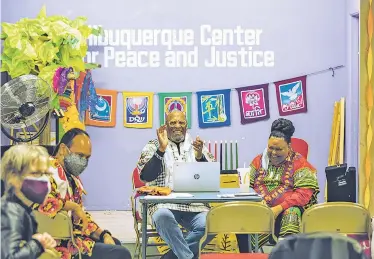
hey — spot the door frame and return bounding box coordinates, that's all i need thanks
[349,12,359,201]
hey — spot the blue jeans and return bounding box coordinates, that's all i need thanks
[152,208,212,259]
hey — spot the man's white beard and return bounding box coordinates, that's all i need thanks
[170,134,185,143]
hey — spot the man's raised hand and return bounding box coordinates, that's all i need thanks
[157,125,168,152]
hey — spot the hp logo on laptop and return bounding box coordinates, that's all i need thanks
[194,174,200,180]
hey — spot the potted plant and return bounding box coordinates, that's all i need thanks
[1,5,102,144]
[0,5,102,109]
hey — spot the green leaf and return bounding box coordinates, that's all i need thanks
[59,45,70,67]
[90,26,104,36]
[8,61,32,78]
[84,63,101,69]
[51,93,60,110]
[70,16,88,29]
[1,5,103,79]
[25,22,47,38]
[36,41,59,64]
[67,57,85,72]
[37,5,47,19]
[77,24,92,39]
[1,22,17,38]
[0,53,12,64]
[38,65,60,86]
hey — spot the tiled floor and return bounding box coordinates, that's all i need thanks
[88,210,137,243]
[89,210,161,257]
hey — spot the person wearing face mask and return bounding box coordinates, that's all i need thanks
[32,128,132,259]
[136,110,216,259]
[1,145,57,259]
[236,118,320,253]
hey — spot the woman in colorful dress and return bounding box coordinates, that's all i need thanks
[32,128,131,259]
[237,118,320,252]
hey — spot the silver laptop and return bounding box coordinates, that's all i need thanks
[172,162,220,192]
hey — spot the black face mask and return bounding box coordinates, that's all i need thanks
[63,153,88,177]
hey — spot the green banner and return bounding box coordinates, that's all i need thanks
[158,92,192,128]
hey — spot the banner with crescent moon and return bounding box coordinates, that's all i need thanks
[196,89,231,128]
[123,91,153,128]
[158,92,192,128]
[274,75,308,116]
[85,88,117,127]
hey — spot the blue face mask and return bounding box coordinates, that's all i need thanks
[21,176,51,204]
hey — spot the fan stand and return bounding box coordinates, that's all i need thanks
[1,110,51,143]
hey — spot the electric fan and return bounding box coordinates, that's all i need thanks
[1,75,53,143]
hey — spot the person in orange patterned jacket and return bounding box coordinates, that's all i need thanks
[32,128,131,259]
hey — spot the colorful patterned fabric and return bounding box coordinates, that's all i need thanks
[123,91,153,128]
[274,75,308,116]
[248,151,319,248]
[32,158,99,259]
[158,92,192,128]
[196,89,231,128]
[249,151,319,210]
[236,84,270,125]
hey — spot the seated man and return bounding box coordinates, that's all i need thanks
[137,110,215,259]
[33,128,132,259]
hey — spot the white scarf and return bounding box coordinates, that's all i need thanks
[261,148,270,170]
[163,133,211,188]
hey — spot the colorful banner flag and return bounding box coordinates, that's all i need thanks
[196,89,231,128]
[122,92,153,128]
[85,88,117,127]
[158,92,192,128]
[274,75,308,116]
[236,84,270,124]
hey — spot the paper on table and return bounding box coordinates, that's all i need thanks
[145,193,194,199]
[217,192,259,198]
[169,193,194,198]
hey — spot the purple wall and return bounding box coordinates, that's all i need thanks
[1,0,355,210]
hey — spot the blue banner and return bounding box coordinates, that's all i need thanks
[196,89,231,128]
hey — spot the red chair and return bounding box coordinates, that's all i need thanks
[130,167,166,258]
[132,167,145,189]
[291,137,309,158]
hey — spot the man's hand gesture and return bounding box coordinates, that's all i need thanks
[157,125,168,152]
[192,136,204,159]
